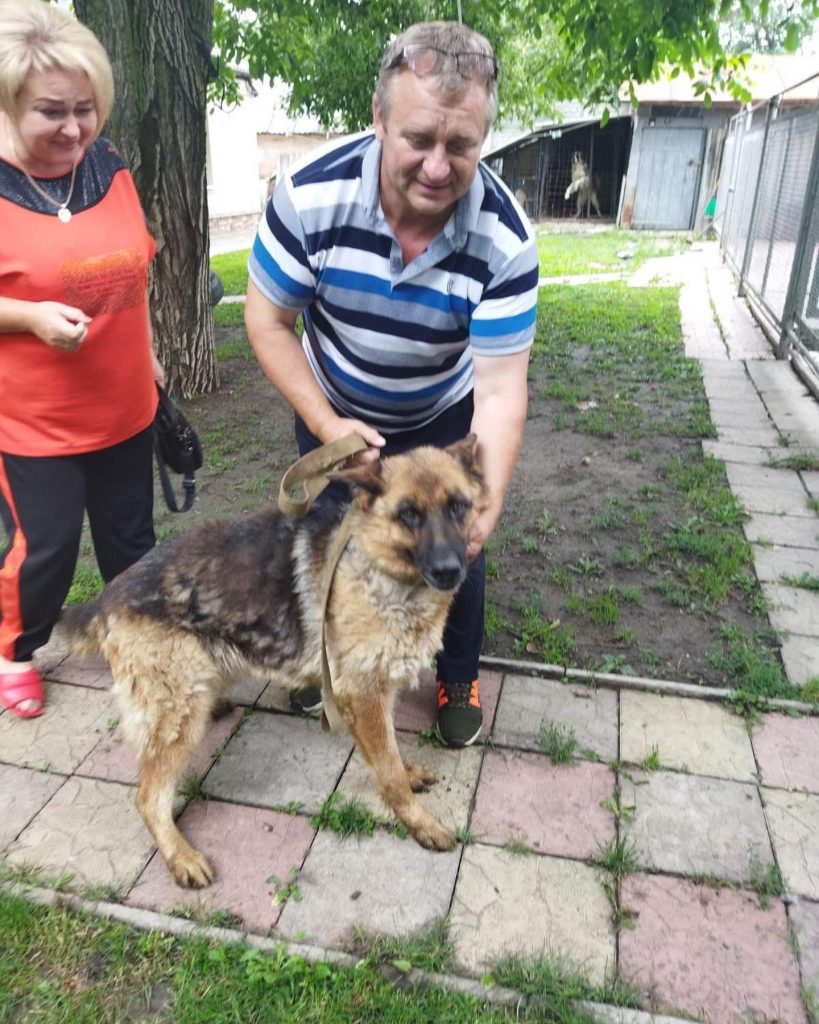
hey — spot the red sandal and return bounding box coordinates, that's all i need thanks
[0,667,45,718]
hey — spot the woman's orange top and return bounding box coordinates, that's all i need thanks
[0,138,157,455]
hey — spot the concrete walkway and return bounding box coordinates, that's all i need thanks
[2,243,819,1024]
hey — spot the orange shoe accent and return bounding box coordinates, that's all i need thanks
[468,680,481,708]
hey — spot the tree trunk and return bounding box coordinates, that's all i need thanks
[74,0,218,397]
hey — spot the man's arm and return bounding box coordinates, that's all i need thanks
[244,280,384,452]
[468,348,530,561]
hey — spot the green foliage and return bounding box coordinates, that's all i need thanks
[537,721,577,763]
[310,792,376,838]
[210,250,250,296]
[210,1,817,130]
[66,563,104,606]
[0,894,526,1023]
[707,625,794,699]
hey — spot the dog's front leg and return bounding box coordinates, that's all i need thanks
[342,689,456,852]
[137,745,214,888]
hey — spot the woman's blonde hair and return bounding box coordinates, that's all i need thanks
[0,0,114,135]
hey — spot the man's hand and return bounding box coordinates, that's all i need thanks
[28,302,91,351]
[316,414,386,464]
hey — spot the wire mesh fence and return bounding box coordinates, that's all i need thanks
[717,73,819,386]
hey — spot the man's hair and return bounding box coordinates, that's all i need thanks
[375,21,498,132]
[0,0,114,136]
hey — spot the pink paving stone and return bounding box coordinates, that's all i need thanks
[75,706,244,786]
[394,668,502,737]
[47,655,112,690]
[752,713,819,793]
[126,800,316,934]
[620,873,806,1024]
[471,749,615,858]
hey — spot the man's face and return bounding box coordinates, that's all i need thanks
[373,71,489,228]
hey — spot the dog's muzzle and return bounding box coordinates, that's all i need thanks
[421,552,468,592]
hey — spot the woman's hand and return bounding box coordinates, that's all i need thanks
[28,302,90,351]
[151,350,166,388]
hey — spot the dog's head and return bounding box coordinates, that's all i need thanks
[332,435,487,592]
[571,151,585,166]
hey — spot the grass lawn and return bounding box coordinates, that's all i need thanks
[0,893,615,1023]
[536,227,686,277]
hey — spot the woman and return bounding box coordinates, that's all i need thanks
[0,0,163,717]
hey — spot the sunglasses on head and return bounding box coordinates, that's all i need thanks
[388,44,499,82]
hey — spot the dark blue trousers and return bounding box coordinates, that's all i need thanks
[295,394,484,684]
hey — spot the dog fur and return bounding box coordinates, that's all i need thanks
[59,437,486,887]
[564,151,602,218]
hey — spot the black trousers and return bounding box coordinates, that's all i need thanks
[0,426,155,662]
[295,394,485,685]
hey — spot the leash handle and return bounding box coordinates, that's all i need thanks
[277,434,369,516]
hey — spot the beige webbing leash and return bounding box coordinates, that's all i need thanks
[277,435,369,732]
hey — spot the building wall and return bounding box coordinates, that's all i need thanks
[206,97,262,237]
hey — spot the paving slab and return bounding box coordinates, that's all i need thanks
[752,713,819,792]
[724,463,807,494]
[335,731,483,832]
[803,470,819,499]
[620,769,772,883]
[743,512,819,544]
[202,710,353,813]
[449,845,614,985]
[5,776,155,891]
[76,706,244,786]
[715,425,783,448]
[0,682,116,773]
[620,873,806,1024]
[275,828,460,948]
[731,482,811,516]
[702,441,784,465]
[762,583,819,637]
[0,764,66,849]
[32,632,70,674]
[226,674,271,706]
[470,749,615,858]
[47,655,112,689]
[751,544,819,582]
[780,636,819,687]
[619,690,757,781]
[492,674,618,760]
[763,788,819,900]
[126,800,316,933]
[790,898,819,1017]
[394,668,503,738]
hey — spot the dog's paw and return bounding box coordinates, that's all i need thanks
[411,816,457,852]
[170,849,215,888]
[404,762,438,792]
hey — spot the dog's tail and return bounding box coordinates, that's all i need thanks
[564,176,589,200]
[57,600,105,658]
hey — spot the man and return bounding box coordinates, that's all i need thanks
[244,21,538,747]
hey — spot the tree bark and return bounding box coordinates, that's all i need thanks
[74,0,218,397]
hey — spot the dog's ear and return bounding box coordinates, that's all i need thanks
[330,460,384,509]
[445,433,482,478]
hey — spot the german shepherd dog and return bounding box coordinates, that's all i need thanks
[60,438,486,887]
[564,151,602,218]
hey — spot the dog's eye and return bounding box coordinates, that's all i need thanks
[447,497,471,522]
[397,504,424,530]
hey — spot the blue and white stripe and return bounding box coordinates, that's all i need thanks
[249,131,538,433]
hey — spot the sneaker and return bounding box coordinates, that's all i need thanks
[288,684,322,714]
[436,679,482,748]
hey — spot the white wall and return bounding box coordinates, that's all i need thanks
[206,95,263,221]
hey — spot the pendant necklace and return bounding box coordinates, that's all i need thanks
[5,124,78,223]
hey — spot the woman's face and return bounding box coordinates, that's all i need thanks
[11,68,98,176]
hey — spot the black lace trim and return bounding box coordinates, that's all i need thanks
[0,136,126,216]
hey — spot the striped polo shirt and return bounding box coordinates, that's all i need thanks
[248,130,538,434]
